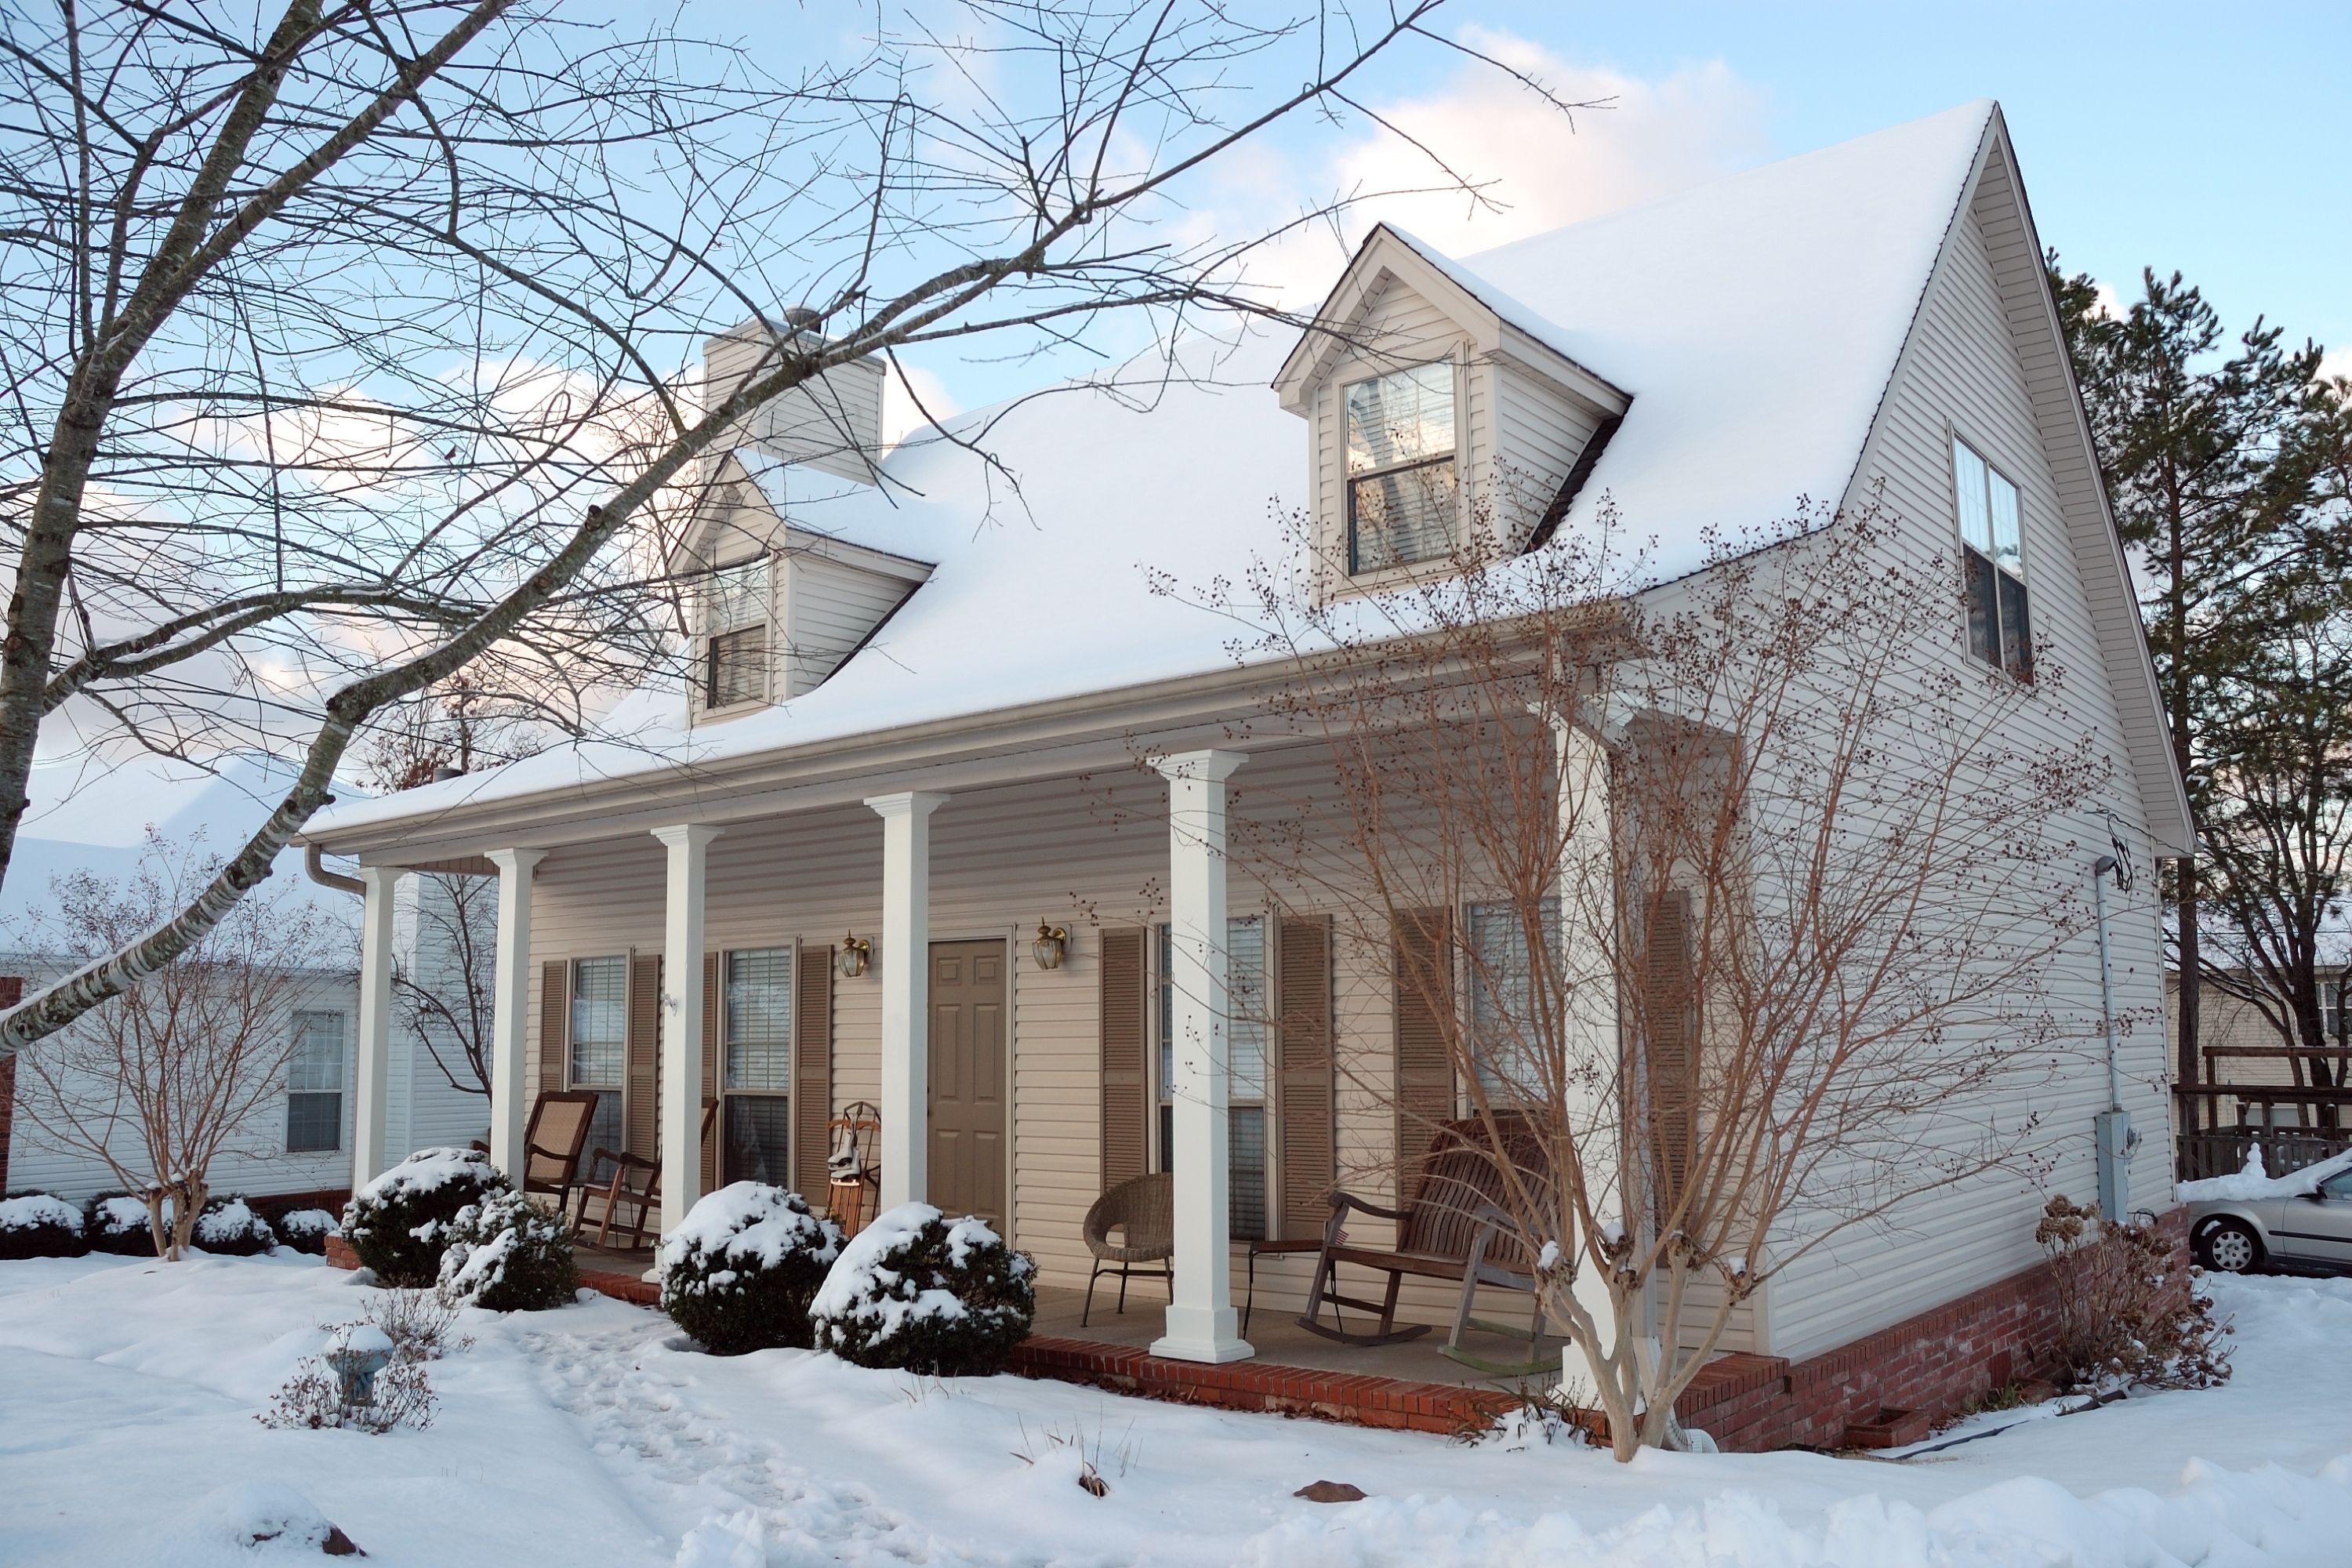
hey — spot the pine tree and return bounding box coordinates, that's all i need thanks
[2052,256,2347,1098]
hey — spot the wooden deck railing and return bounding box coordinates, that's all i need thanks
[2177,1044,2352,1181]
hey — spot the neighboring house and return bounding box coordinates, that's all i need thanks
[0,755,498,1207]
[301,102,2189,1406]
[0,950,361,1205]
[2169,967,2351,1141]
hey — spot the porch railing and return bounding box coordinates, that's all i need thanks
[2177,1045,2352,1182]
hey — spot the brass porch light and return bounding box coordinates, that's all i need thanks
[1031,922,1069,971]
[837,934,872,979]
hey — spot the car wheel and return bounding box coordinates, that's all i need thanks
[2197,1218,2263,1273]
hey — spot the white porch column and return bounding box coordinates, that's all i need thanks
[351,866,401,1188]
[1552,718,1625,1392]
[484,848,546,1183]
[652,824,722,1229]
[1151,749,1253,1365]
[866,791,946,1210]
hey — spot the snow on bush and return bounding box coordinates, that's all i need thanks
[274,1207,337,1257]
[436,1189,579,1312]
[659,1181,843,1354]
[341,1146,509,1287]
[0,1190,85,1258]
[181,1481,365,1556]
[83,1191,170,1256]
[810,1202,1034,1375]
[191,1194,278,1257]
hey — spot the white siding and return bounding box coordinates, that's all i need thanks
[702,327,885,485]
[783,554,909,699]
[3,955,361,1203]
[387,871,494,1159]
[1758,150,2172,1364]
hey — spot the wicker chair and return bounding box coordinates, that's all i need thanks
[1080,1171,1174,1327]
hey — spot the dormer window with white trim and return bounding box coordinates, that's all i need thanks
[1345,362,1459,573]
[697,556,771,710]
[1954,436,2031,678]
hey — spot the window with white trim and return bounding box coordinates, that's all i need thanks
[721,946,794,1185]
[570,956,627,1160]
[285,1010,347,1153]
[697,557,771,709]
[1954,437,2031,677]
[1345,363,1459,574]
[1157,916,1268,1241]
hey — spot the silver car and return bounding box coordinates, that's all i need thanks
[2190,1158,2352,1272]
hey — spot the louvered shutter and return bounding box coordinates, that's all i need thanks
[794,944,833,1200]
[702,952,721,1192]
[1646,891,1697,1210]
[1392,908,1455,1200]
[539,960,568,1097]
[1276,916,1336,1240]
[1098,927,1149,1190]
[626,953,662,1160]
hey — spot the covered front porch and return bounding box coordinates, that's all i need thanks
[343,742,1340,1368]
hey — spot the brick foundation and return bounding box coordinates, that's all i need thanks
[1007,1336,1517,1436]
[1677,1207,2193,1450]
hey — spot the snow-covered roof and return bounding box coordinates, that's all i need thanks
[310,101,2003,848]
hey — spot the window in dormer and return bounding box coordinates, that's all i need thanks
[1345,362,1458,574]
[1953,437,2031,677]
[697,557,770,709]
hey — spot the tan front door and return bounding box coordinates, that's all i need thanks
[928,940,1007,1226]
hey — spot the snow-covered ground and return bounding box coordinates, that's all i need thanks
[2,1254,2350,1566]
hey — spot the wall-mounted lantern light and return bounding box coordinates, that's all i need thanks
[837,934,872,979]
[1031,922,1069,971]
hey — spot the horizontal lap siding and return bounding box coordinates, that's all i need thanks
[785,555,908,699]
[1763,164,2171,1364]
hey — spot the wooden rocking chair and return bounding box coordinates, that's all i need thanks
[470,1089,601,1218]
[1297,1116,1558,1377]
[574,1099,718,1250]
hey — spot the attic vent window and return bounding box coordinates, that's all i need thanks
[1953,437,2031,677]
[1345,362,1458,573]
[697,557,771,710]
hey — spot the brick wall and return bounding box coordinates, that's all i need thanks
[1680,1207,2193,1451]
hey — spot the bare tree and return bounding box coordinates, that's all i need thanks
[1204,497,2114,1457]
[0,1,1581,1055]
[11,832,343,1257]
[393,868,496,1099]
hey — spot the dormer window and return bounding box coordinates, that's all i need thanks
[1345,362,1459,573]
[1953,437,2031,677]
[697,557,771,710]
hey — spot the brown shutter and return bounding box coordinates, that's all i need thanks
[1276,916,1335,1240]
[1646,891,1697,1210]
[626,953,662,1160]
[1392,908,1455,1198]
[702,952,721,1192]
[0,977,19,1191]
[539,960,568,1097]
[793,944,834,1199]
[1098,927,1149,1190]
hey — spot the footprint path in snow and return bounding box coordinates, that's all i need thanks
[517,1318,1010,1567]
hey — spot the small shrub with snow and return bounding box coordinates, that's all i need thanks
[274,1207,337,1257]
[84,1191,170,1256]
[810,1202,1034,1376]
[660,1182,843,1354]
[436,1189,579,1312]
[260,1321,434,1434]
[0,1190,85,1258]
[341,1147,508,1287]
[2038,1194,2232,1392]
[192,1194,278,1257]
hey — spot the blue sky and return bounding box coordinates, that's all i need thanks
[1463,1,2348,364]
[674,2,2347,418]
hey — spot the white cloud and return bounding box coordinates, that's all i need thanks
[2320,345,2352,386]
[883,360,963,445]
[1196,31,1771,309]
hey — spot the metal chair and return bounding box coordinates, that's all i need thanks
[1080,1171,1174,1327]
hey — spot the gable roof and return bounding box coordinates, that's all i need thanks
[306,100,2182,856]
